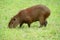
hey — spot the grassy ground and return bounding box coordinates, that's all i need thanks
[0,0,60,40]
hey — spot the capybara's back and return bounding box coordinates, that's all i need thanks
[8,5,50,28]
[21,5,50,21]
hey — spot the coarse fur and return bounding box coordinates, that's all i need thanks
[8,5,50,28]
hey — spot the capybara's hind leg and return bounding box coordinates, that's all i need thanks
[44,21,47,27]
[39,16,45,28]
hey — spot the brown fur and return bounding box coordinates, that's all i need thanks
[8,5,50,28]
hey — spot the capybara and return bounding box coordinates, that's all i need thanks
[8,5,50,28]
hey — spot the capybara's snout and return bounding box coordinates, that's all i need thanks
[8,21,14,28]
[8,17,20,28]
[8,21,16,28]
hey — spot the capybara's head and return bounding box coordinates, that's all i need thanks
[8,16,20,28]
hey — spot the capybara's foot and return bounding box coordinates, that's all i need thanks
[44,21,47,27]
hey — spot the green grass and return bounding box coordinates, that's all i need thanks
[0,0,60,40]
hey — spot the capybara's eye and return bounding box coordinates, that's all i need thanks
[13,18,16,21]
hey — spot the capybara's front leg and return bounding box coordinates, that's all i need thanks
[20,23,23,28]
[27,23,31,28]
